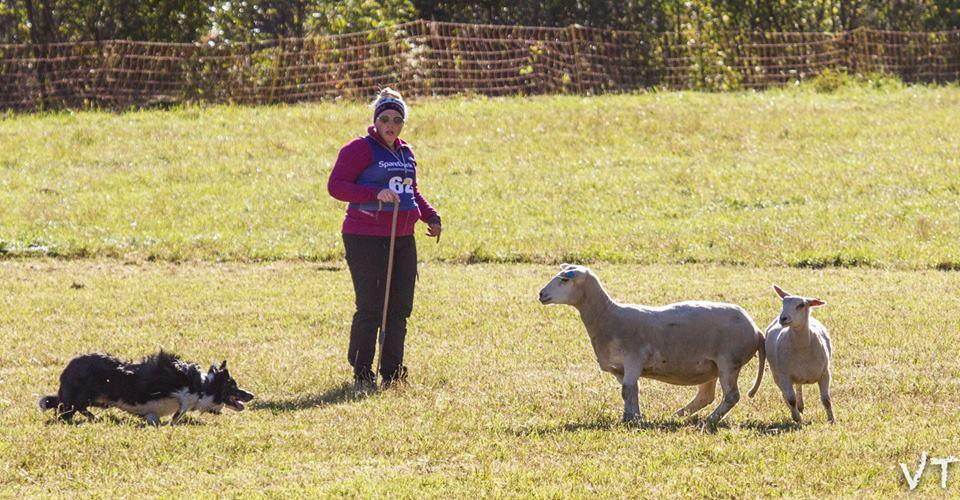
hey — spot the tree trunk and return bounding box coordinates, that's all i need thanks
[23,0,49,109]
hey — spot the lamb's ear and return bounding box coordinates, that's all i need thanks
[807,298,826,307]
[773,284,788,299]
[219,360,227,370]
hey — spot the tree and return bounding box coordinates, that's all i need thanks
[2,0,959,46]
[413,0,671,31]
[210,0,415,42]
[0,1,28,43]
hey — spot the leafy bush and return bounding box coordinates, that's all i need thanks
[808,69,905,93]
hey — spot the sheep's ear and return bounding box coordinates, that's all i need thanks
[807,298,826,307]
[773,284,788,299]
[219,360,227,370]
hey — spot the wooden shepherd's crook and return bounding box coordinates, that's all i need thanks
[374,198,400,385]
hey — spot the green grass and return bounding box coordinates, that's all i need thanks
[1,88,959,268]
[1,260,958,495]
[2,88,959,495]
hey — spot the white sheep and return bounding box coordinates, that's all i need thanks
[764,285,834,424]
[538,264,765,423]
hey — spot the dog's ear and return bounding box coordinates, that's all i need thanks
[219,360,227,371]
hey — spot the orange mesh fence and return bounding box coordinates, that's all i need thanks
[2,21,959,111]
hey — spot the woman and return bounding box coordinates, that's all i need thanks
[327,88,441,390]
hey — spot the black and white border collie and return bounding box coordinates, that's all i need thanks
[39,351,254,425]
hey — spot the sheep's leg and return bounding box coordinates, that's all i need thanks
[777,377,802,424]
[706,362,742,423]
[818,372,835,424]
[620,365,642,423]
[768,367,782,394]
[674,379,716,417]
[795,384,804,413]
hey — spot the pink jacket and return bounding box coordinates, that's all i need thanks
[327,126,440,236]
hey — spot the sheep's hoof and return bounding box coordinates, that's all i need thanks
[622,412,642,424]
[699,420,720,434]
[705,411,724,424]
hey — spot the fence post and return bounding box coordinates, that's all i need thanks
[569,24,584,94]
[27,43,50,111]
[428,20,439,94]
[696,11,706,89]
[269,38,283,104]
[852,27,869,75]
[846,28,858,75]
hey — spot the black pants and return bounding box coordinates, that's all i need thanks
[343,233,417,381]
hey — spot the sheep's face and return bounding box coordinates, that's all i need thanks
[773,284,825,327]
[539,265,587,305]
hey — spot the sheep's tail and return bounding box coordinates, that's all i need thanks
[38,395,59,411]
[747,330,765,398]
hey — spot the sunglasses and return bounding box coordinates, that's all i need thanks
[377,115,405,125]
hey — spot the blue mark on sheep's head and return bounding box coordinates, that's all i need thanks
[540,264,592,305]
[558,263,587,279]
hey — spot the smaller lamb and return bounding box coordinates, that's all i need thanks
[764,285,835,424]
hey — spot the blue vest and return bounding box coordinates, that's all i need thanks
[348,136,418,212]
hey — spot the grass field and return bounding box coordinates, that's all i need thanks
[2,86,959,495]
[2,86,959,268]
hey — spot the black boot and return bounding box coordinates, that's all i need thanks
[354,369,376,393]
[381,365,408,389]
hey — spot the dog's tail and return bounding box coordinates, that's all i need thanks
[38,395,59,411]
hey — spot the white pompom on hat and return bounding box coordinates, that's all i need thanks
[372,88,407,121]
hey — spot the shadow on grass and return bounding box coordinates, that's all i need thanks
[515,415,804,436]
[737,418,804,435]
[514,415,690,436]
[253,382,372,412]
[42,411,209,427]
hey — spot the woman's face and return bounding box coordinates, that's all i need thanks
[375,109,404,144]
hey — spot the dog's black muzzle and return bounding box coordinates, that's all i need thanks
[227,389,254,411]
